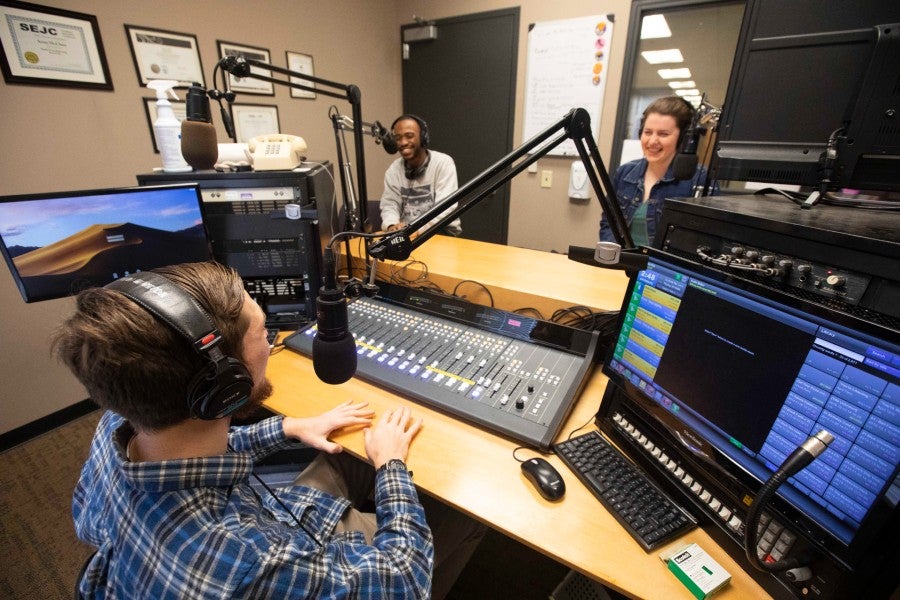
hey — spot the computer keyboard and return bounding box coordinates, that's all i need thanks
[554,430,697,551]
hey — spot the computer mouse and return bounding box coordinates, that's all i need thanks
[521,457,566,501]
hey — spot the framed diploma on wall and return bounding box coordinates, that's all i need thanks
[0,1,112,89]
[125,25,205,88]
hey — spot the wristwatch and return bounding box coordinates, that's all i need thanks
[377,459,411,477]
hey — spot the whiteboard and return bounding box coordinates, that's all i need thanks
[522,15,614,156]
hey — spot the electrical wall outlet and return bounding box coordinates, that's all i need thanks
[541,170,553,188]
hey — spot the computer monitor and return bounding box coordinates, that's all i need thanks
[714,0,900,192]
[0,184,211,302]
[600,249,898,577]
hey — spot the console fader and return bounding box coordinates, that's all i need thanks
[285,282,601,448]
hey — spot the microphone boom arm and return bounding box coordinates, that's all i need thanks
[219,56,370,230]
[368,108,634,261]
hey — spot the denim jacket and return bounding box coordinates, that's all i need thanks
[599,158,714,246]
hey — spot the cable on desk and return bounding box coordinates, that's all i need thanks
[512,307,546,320]
[387,258,432,286]
[564,413,599,441]
[452,279,494,308]
[512,445,555,463]
[550,305,620,335]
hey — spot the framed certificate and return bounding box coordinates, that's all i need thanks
[125,25,204,88]
[0,1,112,89]
[217,40,274,95]
[232,103,280,143]
[286,51,316,99]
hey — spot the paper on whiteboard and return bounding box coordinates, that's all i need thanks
[523,15,614,156]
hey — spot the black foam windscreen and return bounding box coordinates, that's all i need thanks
[312,335,358,384]
[672,152,699,180]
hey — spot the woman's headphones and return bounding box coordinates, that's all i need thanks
[638,97,695,147]
[105,272,253,420]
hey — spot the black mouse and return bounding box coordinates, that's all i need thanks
[521,457,565,501]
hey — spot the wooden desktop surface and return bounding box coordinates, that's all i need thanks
[265,236,770,599]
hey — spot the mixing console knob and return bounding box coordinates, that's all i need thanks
[797,265,812,274]
[745,250,759,261]
[778,259,793,270]
[761,255,775,265]
[515,397,526,410]
[826,274,846,287]
[730,246,744,256]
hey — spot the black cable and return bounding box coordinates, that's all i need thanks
[512,307,545,320]
[565,413,598,441]
[452,279,494,307]
[511,445,554,463]
[228,443,324,548]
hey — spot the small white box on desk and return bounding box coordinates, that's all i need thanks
[661,543,731,599]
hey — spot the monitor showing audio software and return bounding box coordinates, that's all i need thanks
[0,184,211,303]
[602,250,899,559]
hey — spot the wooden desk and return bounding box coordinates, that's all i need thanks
[266,238,770,599]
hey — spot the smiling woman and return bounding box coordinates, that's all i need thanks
[610,0,746,175]
[599,95,707,246]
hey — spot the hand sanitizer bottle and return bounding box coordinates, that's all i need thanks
[147,80,192,172]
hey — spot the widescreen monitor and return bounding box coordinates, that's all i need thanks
[0,184,211,302]
[601,249,898,567]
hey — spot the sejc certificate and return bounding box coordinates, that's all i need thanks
[0,7,106,83]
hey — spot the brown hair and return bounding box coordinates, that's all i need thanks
[639,96,694,142]
[51,262,247,430]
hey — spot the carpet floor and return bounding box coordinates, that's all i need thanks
[1,410,100,599]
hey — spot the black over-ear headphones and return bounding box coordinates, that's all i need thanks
[392,114,430,148]
[637,97,696,147]
[105,272,253,420]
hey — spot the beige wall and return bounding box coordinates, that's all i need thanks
[1,0,634,434]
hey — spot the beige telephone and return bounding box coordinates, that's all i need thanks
[247,134,307,171]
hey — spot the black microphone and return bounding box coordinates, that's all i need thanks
[220,55,252,78]
[672,124,701,180]
[311,248,357,384]
[374,121,398,154]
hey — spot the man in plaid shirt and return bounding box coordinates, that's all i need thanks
[56,262,482,599]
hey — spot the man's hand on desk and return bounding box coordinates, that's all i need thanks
[282,400,375,453]
[364,406,423,469]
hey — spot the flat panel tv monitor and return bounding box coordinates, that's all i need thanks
[715,0,900,191]
[0,184,211,302]
[601,249,898,572]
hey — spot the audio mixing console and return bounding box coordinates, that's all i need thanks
[285,282,602,448]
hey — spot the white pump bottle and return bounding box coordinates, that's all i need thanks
[147,80,192,172]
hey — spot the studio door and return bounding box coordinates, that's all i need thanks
[400,8,519,245]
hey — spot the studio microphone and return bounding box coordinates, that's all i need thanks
[181,84,218,170]
[219,55,252,78]
[311,248,358,384]
[374,121,398,154]
[672,122,701,180]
